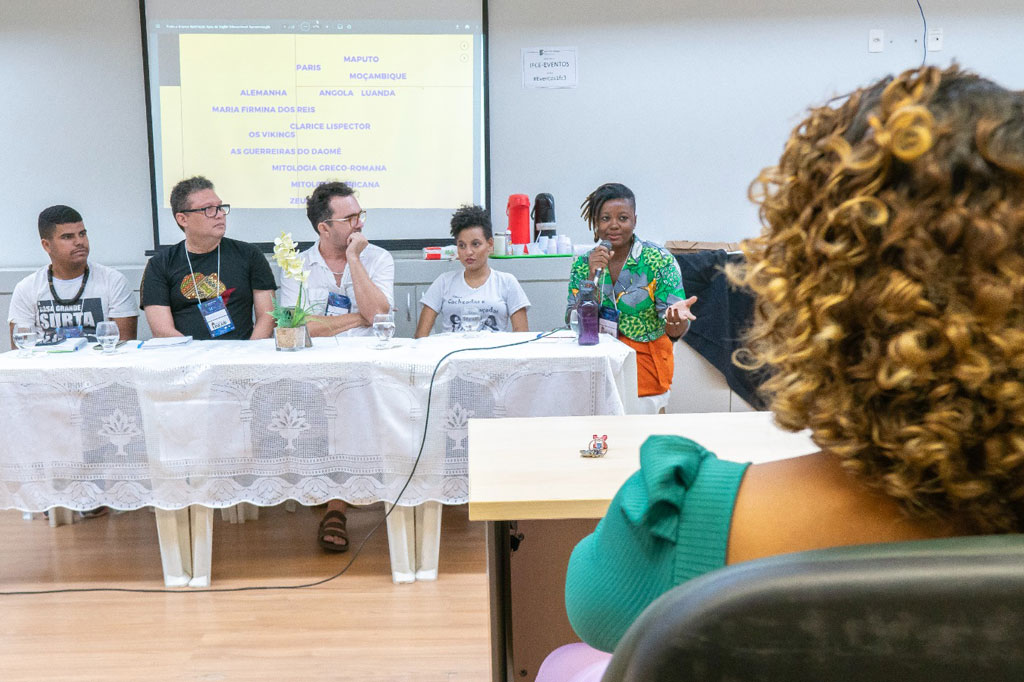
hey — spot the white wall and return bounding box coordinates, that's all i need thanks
[487,0,1024,247]
[4,0,1024,267]
[1,0,153,270]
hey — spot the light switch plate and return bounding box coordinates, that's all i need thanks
[928,28,944,51]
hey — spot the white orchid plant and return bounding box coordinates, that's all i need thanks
[270,231,312,328]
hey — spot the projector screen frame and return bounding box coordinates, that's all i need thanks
[138,0,491,254]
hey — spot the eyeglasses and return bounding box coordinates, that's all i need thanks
[323,210,366,228]
[179,204,231,218]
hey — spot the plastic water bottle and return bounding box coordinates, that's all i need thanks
[576,280,600,346]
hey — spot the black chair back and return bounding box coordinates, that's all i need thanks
[603,535,1024,682]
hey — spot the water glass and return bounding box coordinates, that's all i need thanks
[12,323,39,358]
[95,321,120,353]
[568,308,580,335]
[305,287,328,316]
[372,312,396,349]
[460,308,482,336]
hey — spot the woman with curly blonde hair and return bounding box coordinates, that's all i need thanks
[537,64,1024,681]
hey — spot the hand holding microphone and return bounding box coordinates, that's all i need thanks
[591,240,613,285]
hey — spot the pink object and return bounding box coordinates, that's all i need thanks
[507,194,531,245]
[535,643,612,682]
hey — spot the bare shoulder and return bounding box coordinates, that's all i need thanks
[726,451,963,565]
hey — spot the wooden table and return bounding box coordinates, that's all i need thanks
[468,411,818,682]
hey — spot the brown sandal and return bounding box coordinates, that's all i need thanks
[317,509,350,552]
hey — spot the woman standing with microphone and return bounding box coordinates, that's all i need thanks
[566,183,697,397]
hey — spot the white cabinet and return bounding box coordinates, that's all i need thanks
[392,255,574,337]
[394,283,423,338]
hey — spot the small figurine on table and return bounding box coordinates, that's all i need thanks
[580,434,608,458]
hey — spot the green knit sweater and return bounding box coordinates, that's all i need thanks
[565,435,750,652]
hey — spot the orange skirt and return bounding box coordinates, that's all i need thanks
[617,334,674,397]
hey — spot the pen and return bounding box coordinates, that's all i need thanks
[137,341,144,349]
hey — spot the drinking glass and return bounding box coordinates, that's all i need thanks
[568,308,580,335]
[460,308,482,336]
[372,312,396,349]
[305,287,328,316]
[95,321,120,353]
[12,323,39,358]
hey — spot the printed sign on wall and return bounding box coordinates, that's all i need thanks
[522,47,578,89]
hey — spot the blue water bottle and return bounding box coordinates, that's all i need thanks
[576,280,600,346]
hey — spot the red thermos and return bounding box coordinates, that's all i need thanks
[507,194,530,245]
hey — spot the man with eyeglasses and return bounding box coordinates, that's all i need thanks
[140,176,277,340]
[278,181,393,340]
[9,204,138,346]
[278,181,393,553]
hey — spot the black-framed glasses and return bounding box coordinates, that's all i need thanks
[323,210,366,227]
[179,204,231,218]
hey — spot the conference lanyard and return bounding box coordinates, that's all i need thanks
[184,245,220,304]
[184,244,235,337]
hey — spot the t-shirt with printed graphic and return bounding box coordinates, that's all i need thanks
[566,236,687,343]
[8,262,138,343]
[420,268,530,334]
[140,237,277,340]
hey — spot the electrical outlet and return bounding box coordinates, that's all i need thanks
[868,29,885,53]
[928,28,944,51]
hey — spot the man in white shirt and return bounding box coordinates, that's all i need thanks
[278,181,394,338]
[279,181,394,552]
[8,205,138,346]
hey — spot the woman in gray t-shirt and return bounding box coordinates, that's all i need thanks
[414,205,530,337]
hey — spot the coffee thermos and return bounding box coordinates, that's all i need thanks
[533,193,556,241]
[506,194,530,246]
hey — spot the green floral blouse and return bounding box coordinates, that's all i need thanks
[566,236,687,342]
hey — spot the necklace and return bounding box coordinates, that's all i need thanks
[47,265,90,306]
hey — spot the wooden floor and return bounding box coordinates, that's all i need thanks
[0,503,491,681]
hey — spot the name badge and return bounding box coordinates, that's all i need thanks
[599,306,619,336]
[325,292,351,316]
[38,325,84,346]
[198,296,235,337]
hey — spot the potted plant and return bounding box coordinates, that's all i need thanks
[270,231,313,350]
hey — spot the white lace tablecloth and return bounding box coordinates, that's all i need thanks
[0,333,636,511]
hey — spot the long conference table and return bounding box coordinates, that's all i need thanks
[0,331,638,586]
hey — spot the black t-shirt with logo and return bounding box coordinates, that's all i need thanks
[140,237,277,340]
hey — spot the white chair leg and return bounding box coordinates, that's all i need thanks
[414,501,443,581]
[188,505,214,588]
[384,503,416,583]
[220,506,238,523]
[48,507,76,527]
[241,502,259,521]
[154,508,192,587]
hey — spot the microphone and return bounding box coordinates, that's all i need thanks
[593,240,612,286]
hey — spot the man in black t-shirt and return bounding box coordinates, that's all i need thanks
[141,176,276,340]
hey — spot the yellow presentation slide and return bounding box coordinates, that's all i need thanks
[160,34,475,209]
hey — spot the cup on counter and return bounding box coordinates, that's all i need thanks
[556,235,572,254]
[535,236,550,254]
[493,233,507,256]
[512,243,525,256]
